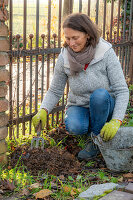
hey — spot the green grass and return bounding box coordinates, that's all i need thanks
[0,159,120,199]
[4,85,133,199]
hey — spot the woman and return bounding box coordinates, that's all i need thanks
[32,13,129,161]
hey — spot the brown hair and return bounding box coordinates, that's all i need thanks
[63,13,100,48]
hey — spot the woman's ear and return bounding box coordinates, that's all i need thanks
[87,35,90,39]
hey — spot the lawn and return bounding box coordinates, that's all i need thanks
[0,84,132,200]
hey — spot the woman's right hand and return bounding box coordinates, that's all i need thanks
[32,109,47,130]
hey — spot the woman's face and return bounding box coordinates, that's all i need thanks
[63,28,89,52]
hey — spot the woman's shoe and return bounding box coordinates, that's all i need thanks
[77,141,100,161]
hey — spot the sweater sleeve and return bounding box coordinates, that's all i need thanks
[104,48,129,121]
[40,53,68,113]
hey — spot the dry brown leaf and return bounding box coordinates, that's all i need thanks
[77,188,82,193]
[0,190,3,194]
[35,189,52,199]
[20,188,30,196]
[123,173,133,178]
[100,167,107,170]
[1,179,15,191]
[63,185,71,193]
[127,179,133,182]
[58,175,65,180]
[70,188,77,196]
[118,177,124,182]
[29,182,41,190]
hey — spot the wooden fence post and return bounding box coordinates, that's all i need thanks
[0,0,9,164]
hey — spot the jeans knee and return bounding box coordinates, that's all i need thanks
[90,88,109,106]
[65,120,86,136]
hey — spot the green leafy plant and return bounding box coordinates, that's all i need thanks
[85,161,95,168]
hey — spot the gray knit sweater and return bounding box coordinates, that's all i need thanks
[41,38,129,121]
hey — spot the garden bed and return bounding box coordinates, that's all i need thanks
[9,125,106,177]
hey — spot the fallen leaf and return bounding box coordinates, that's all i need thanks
[20,188,30,196]
[104,189,113,194]
[29,182,41,190]
[70,188,77,196]
[1,179,15,191]
[70,187,81,197]
[63,185,71,193]
[127,179,133,182]
[100,167,107,170]
[58,175,65,180]
[32,192,37,197]
[0,190,3,194]
[7,166,12,170]
[118,177,124,182]
[77,188,82,193]
[35,189,52,199]
[123,173,133,178]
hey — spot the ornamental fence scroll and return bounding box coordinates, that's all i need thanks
[7,0,133,138]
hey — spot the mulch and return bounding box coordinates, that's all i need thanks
[9,125,113,177]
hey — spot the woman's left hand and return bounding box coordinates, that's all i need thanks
[100,119,121,141]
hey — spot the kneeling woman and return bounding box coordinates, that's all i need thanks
[32,13,129,161]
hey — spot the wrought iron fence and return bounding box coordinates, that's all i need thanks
[7,0,133,138]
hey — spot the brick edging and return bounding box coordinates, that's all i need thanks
[0,0,9,164]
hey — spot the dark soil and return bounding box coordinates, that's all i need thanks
[10,146,81,176]
[9,125,107,176]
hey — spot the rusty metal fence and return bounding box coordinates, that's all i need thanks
[7,0,133,138]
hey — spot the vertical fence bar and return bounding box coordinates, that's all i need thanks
[29,34,33,135]
[22,0,27,135]
[46,0,51,129]
[96,0,99,25]
[121,0,127,71]
[61,92,64,124]
[54,34,59,125]
[119,30,123,65]
[70,0,73,14]
[58,0,62,48]
[79,0,82,13]
[16,34,20,138]
[128,0,133,40]
[113,31,117,53]
[52,34,56,126]
[116,0,121,56]
[88,0,90,16]
[124,30,129,76]
[117,0,121,42]
[47,0,51,90]
[106,31,109,41]
[35,0,39,113]
[53,34,56,71]
[103,0,106,39]
[110,0,114,42]
[122,0,127,41]
[9,0,13,138]
[41,34,45,102]
[127,0,133,76]
[58,0,64,123]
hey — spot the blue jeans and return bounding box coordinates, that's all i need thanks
[65,88,115,136]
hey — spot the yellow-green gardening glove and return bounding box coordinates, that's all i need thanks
[100,119,121,141]
[32,109,47,130]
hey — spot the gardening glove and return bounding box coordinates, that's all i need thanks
[32,109,47,130]
[100,119,121,141]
